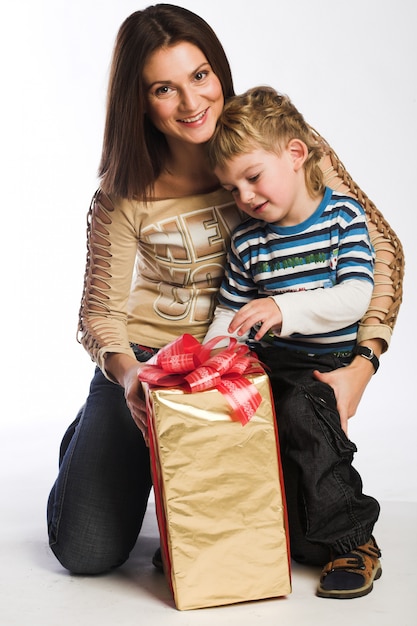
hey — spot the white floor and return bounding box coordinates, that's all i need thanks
[1,494,416,625]
[0,406,415,625]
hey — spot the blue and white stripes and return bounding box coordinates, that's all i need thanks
[219,187,374,356]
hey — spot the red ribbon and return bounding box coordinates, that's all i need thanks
[138,334,265,425]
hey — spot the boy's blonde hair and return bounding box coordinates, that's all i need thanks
[207,86,325,197]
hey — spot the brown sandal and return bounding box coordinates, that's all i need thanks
[316,536,382,599]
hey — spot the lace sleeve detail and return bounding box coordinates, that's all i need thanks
[313,127,404,350]
[77,189,136,369]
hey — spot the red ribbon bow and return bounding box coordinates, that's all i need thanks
[138,334,265,425]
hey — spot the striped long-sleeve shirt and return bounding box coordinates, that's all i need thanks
[217,187,374,357]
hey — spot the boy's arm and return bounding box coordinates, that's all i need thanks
[203,305,248,345]
[227,279,372,342]
[271,279,373,337]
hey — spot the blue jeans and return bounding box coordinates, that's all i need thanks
[253,345,380,564]
[47,363,153,574]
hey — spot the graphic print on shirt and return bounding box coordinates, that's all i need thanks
[141,202,242,323]
[324,247,339,288]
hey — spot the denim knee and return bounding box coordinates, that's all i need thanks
[48,510,134,575]
[47,368,153,574]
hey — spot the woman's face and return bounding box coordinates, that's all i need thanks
[143,41,224,147]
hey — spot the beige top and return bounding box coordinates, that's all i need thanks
[78,154,403,377]
[78,188,243,373]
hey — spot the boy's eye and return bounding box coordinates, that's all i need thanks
[248,174,260,183]
[220,183,238,194]
[227,187,238,195]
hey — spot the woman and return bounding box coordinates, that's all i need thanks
[47,4,403,594]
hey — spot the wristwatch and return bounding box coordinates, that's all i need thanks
[352,345,379,374]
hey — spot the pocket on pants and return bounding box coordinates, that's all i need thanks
[302,382,357,459]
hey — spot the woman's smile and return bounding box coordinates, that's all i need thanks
[178,108,209,125]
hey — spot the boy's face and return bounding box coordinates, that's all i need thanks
[214,145,309,227]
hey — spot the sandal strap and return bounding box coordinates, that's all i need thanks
[354,541,381,559]
[321,538,381,580]
[321,554,365,577]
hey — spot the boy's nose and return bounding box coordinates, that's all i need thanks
[242,189,256,203]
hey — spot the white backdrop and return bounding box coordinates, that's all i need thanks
[1,0,415,505]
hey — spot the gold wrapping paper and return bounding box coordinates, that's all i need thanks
[146,373,291,610]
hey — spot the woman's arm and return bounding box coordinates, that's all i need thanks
[316,127,404,348]
[313,338,382,436]
[77,189,139,372]
[313,128,405,433]
[77,190,149,438]
[105,352,149,441]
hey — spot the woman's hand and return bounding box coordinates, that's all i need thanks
[105,353,149,443]
[123,364,149,444]
[313,341,381,435]
[228,297,282,340]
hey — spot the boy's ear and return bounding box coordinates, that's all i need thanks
[288,138,308,171]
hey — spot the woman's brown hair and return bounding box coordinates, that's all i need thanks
[99,4,235,200]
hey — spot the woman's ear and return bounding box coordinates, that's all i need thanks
[287,138,308,171]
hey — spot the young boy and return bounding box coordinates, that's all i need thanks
[205,86,382,599]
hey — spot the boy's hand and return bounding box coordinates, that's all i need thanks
[228,297,282,341]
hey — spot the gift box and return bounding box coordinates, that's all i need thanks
[140,335,291,610]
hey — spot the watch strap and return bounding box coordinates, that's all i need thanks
[352,345,380,374]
